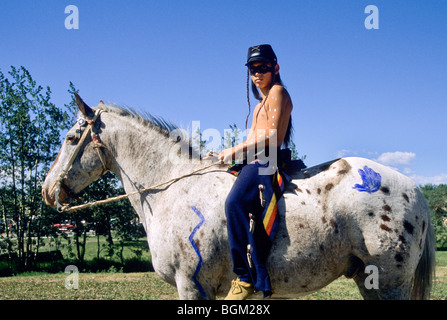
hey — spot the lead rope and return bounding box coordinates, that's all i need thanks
[59,162,222,212]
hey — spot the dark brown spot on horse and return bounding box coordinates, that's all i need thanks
[395,253,404,262]
[380,186,390,194]
[330,219,339,233]
[381,215,391,222]
[178,240,186,255]
[382,205,392,212]
[402,193,409,203]
[403,220,414,235]
[398,235,406,244]
[380,224,392,232]
[325,183,334,192]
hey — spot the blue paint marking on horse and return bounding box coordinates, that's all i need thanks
[353,166,382,193]
[190,206,206,299]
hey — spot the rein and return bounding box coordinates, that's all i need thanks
[58,162,221,212]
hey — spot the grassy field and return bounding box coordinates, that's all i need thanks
[37,235,152,263]
[0,235,153,275]
[0,251,445,300]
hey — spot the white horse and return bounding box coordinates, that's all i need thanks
[42,95,436,300]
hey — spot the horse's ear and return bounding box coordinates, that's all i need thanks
[74,93,94,118]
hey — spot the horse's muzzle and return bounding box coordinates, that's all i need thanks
[42,183,57,208]
[42,182,70,210]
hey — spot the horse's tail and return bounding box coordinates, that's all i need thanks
[410,216,436,300]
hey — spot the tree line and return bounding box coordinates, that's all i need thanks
[420,184,447,249]
[0,66,140,274]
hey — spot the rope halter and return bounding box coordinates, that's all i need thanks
[54,108,108,212]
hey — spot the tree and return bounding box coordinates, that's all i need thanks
[72,172,136,265]
[0,66,144,274]
[0,66,71,270]
[222,123,242,151]
[58,83,138,266]
[288,140,306,161]
[420,184,447,249]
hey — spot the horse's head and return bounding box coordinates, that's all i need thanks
[42,93,110,211]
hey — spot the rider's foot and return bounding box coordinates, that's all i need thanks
[224,278,255,300]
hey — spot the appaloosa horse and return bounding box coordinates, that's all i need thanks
[42,95,436,299]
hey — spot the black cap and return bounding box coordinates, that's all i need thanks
[245,44,277,66]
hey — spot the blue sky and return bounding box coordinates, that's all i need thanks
[1,0,446,185]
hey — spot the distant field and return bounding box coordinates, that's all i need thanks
[0,251,445,300]
[37,235,152,263]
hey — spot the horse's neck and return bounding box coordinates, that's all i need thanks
[105,114,203,196]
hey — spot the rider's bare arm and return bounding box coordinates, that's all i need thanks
[219,85,292,163]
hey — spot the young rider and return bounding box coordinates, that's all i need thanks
[217,44,294,300]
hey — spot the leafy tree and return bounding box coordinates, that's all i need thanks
[0,66,143,274]
[0,66,71,270]
[60,85,138,266]
[71,172,136,264]
[222,123,242,150]
[420,184,447,249]
[192,126,207,158]
[288,140,306,161]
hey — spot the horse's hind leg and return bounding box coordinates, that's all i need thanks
[353,272,380,300]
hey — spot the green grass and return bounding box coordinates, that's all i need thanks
[0,251,445,300]
[436,250,447,266]
[0,235,153,276]
[0,272,177,300]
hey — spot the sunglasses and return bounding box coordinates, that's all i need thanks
[248,64,275,75]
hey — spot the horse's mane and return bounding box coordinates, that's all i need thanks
[95,103,199,156]
[97,103,178,139]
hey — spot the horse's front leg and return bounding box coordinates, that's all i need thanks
[175,273,214,300]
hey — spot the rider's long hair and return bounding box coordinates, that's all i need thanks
[245,70,293,148]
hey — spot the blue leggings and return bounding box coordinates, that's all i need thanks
[225,162,274,296]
